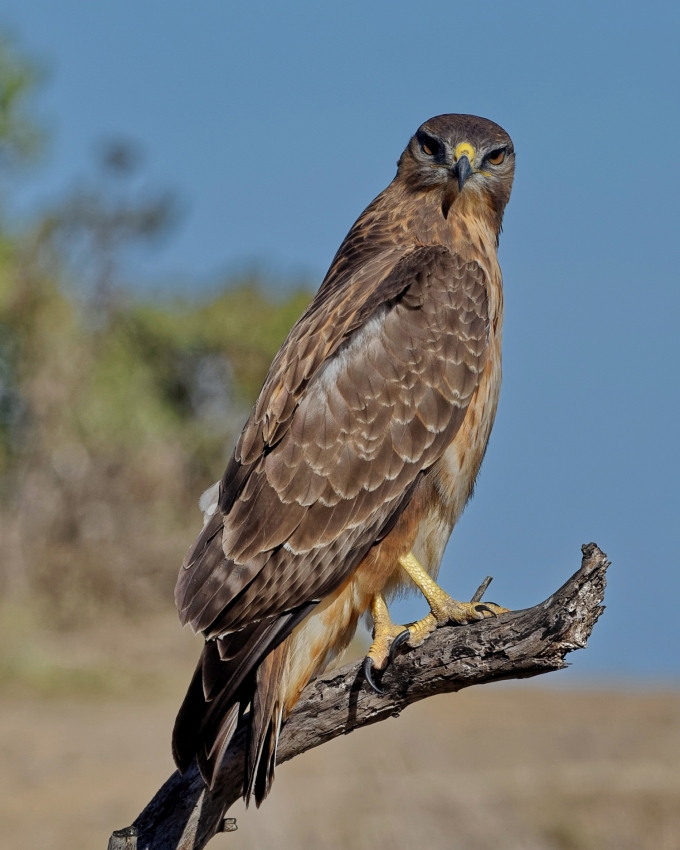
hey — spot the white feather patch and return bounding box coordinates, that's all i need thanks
[199,481,220,527]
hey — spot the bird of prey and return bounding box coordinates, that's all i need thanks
[173,113,515,805]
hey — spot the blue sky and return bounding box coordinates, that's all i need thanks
[2,0,680,678]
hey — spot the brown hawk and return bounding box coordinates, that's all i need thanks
[173,113,515,805]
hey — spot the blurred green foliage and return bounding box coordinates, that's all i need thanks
[0,33,312,626]
[0,33,44,173]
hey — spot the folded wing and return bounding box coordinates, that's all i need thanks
[173,245,490,788]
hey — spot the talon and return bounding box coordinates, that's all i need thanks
[474,603,497,618]
[388,629,411,665]
[363,656,384,695]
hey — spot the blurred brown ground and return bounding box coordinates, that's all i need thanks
[1,613,679,850]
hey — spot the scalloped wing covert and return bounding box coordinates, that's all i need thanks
[175,246,490,640]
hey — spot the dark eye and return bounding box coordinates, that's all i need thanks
[420,135,440,157]
[487,148,506,166]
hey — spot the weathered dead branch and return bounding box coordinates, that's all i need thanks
[108,542,609,850]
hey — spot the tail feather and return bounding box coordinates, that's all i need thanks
[245,642,288,806]
[201,701,241,784]
[171,658,205,773]
[172,601,317,793]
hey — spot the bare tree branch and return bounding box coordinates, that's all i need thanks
[109,542,609,850]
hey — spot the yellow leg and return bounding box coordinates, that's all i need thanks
[364,593,421,692]
[398,552,508,632]
[363,552,509,694]
[366,595,409,670]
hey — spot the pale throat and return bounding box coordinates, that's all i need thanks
[448,200,498,258]
[446,201,504,324]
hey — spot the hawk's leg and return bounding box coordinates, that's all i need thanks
[363,553,508,694]
[363,594,425,694]
[364,552,508,694]
[397,552,508,630]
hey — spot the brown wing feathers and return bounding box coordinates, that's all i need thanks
[173,245,490,799]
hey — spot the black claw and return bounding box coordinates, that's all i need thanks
[474,603,498,618]
[388,629,411,665]
[363,656,385,694]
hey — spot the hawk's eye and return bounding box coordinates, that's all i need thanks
[420,136,440,157]
[487,148,506,166]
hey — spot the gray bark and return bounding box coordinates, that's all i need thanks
[110,542,609,850]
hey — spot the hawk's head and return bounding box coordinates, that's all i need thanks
[397,114,515,223]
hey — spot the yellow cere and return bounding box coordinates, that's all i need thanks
[453,142,476,163]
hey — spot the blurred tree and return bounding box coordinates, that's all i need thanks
[0,32,44,176]
[37,137,179,315]
[0,32,313,625]
[0,31,45,477]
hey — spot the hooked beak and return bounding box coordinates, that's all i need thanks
[452,155,472,192]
